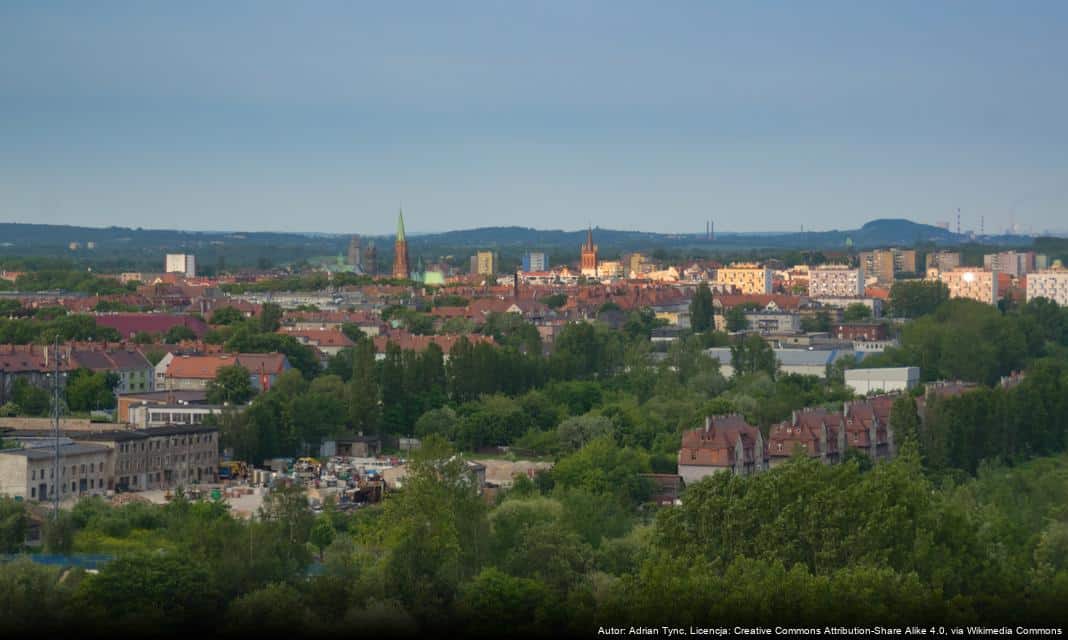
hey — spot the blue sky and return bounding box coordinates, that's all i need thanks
[1,1,1066,235]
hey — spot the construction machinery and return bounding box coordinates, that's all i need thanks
[218,461,249,481]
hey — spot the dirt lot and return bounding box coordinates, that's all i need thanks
[473,459,553,487]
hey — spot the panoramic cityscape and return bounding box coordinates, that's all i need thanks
[2,2,1068,638]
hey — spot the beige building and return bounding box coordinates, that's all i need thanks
[165,254,196,277]
[714,263,773,294]
[79,425,219,492]
[1027,269,1068,306]
[808,265,864,297]
[475,251,498,276]
[0,443,111,501]
[596,260,624,280]
[938,268,999,304]
[925,251,961,271]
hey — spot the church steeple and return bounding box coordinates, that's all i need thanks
[396,208,406,243]
[392,207,410,280]
[580,225,598,277]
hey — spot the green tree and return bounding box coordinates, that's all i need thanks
[730,334,778,378]
[259,302,283,333]
[689,283,714,332]
[889,280,949,318]
[348,339,380,434]
[0,496,27,552]
[725,305,749,332]
[843,303,873,322]
[65,368,118,412]
[556,415,612,453]
[540,293,567,309]
[310,517,336,561]
[164,324,197,343]
[79,552,220,628]
[207,365,255,404]
[224,582,310,633]
[458,568,555,636]
[210,306,245,325]
[379,437,488,619]
[11,378,51,416]
[414,406,459,439]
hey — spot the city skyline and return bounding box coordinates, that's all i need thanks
[2,2,1067,234]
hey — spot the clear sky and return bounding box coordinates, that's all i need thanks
[2,1,1066,235]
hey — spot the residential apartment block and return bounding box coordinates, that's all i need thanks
[983,251,1048,277]
[475,251,499,276]
[165,254,196,278]
[859,249,917,283]
[1027,269,1068,306]
[521,252,547,272]
[155,352,290,392]
[808,265,864,297]
[678,415,768,483]
[714,263,773,295]
[925,251,961,271]
[938,268,999,305]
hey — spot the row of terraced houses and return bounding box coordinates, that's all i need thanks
[676,380,994,483]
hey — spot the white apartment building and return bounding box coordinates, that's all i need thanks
[1027,270,1068,306]
[165,254,196,277]
[808,265,864,298]
[938,268,999,305]
[715,264,773,295]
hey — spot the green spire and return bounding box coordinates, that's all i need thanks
[396,208,406,242]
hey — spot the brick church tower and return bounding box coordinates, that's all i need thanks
[392,209,410,280]
[580,225,598,277]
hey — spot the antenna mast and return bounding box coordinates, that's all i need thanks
[52,334,60,517]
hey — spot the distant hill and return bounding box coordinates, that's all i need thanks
[0,218,1035,269]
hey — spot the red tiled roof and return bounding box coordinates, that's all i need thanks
[93,314,209,339]
[679,415,765,468]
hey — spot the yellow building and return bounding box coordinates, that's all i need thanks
[476,251,498,276]
[714,263,772,294]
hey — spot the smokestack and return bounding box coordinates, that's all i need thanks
[704,416,711,433]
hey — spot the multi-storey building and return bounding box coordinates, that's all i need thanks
[521,252,547,272]
[475,251,499,276]
[808,265,864,297]
[69,347,155,394]
[1027,269,1068,306]
[0,442,112,501]
[859,249,917,284]
[165,254,196,278]
[925,251,961,271]
[596,260,624,280]
[744,310,801,334]
[938,268,999,304]
[768,408,846,467]
[677,415,768,483]
[155,352,290,392]
[76,425,219,491]
[984,251,1038,277]
[714,263,773,295]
